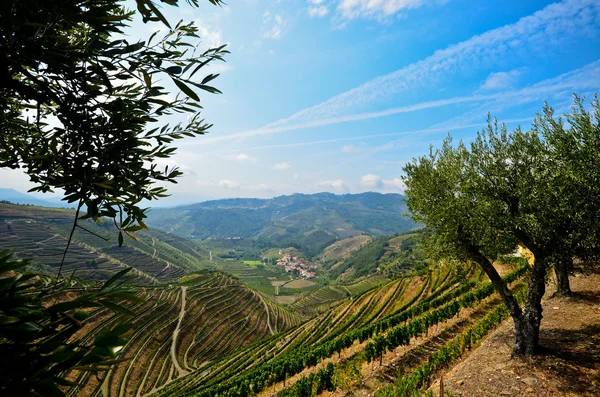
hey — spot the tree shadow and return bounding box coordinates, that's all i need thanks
[536,323,600,395]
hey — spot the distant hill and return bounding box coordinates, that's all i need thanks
[146,192,417,256]
[0,203,212,283]
[0,188,71,208]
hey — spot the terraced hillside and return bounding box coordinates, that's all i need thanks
[150,258,529,397]
[63,272,302,397]
[0,203,211,283]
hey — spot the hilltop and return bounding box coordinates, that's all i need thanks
[146,192,416,258]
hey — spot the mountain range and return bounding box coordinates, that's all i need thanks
[147,192,417,257]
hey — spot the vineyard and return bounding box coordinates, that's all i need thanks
[62,272,302,397]
[1,203,534,397]
[0,204,211,282]
[149,258,529,397]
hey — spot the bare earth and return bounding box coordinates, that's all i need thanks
[285,279,316,288]
[430,268,600,397]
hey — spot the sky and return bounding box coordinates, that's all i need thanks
[3,0,600,206]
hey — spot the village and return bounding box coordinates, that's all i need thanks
[276,253,317,279]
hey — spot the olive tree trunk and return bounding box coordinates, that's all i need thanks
[470,248,545,356]
[513,257,546,355]
[553,256,572,296]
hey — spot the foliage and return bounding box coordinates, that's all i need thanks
[277,362,335,397]
[0,0,228,241]
[375,292,525,397]
[184,261,527,397]
[0,250,140,396]
[402,95,600,355]
[0,0,228,393]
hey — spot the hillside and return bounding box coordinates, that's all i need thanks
[430,267,600,397]
[146,258,532,397]
[61,272,302,396]
[0,203,211,283]
[324,232,427,281]
[146,193,416,257]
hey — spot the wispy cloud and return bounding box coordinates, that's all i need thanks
[480,69,522,90]
[337,0,430,20]
[219,179,240,189]
[308,5,329,17]
[317,179,347,191]
[267,0,599,127]
[226,153,257,163]
[192,58,600,148]
[341,144,362,153]
[273,162,291,170]
[188,0,599,148]
[262,12,288,40]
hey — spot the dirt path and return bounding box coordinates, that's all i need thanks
[430,268,600,397]
[38,233,60,244]
[151,237,157,257]
[257,292,275,336]
[171,286,189,378]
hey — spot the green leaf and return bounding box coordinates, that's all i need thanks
[100,267,132,291]
[99,300,136,317]
[146,0,171,28]
[118,231,124,247]
[142,70,152,87]
[172,78,200,101]
[166,66,183,75]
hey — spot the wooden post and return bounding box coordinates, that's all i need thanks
[440,374,444,397]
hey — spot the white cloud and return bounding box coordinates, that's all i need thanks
[317,179,347,191]
[186,0,600,149]
[193,18,225,49]
[308,5,329,17]
[338,0,426,20]
[218,180,240,189]
[227,153,257,163]
[341,144,362,153]
[481,70,521,90]
[155,158,196,176]
[263,12,288,40]
[274,162,291,170]
[249,183,274,192]
[309,0,325,4]
[382,178,405,190]
[360,174,382,188]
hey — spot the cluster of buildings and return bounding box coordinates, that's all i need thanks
[276,254,317,279]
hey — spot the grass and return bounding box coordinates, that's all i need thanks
[243,260,264,266]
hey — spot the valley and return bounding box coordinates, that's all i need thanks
[1,196,596,397]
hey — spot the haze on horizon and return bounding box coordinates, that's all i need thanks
[2,0,599,206]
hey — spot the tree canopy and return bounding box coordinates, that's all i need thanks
[0,0,228,393]
[0,0,227,249]
[403,95,600,355]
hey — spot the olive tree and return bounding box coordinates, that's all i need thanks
[0,0,228,275]
[0,0,228,393]
[403,95,600,355]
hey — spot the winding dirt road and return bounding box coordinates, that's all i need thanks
[171,286,189,377]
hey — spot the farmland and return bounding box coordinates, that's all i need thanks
[1,202,534,396]
[150,258,530,397]
[61,273,302,397]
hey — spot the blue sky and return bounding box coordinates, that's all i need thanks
[3,0,600,205]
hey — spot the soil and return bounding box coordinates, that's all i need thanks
[285,279,316,288]
[430,267,600,397]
